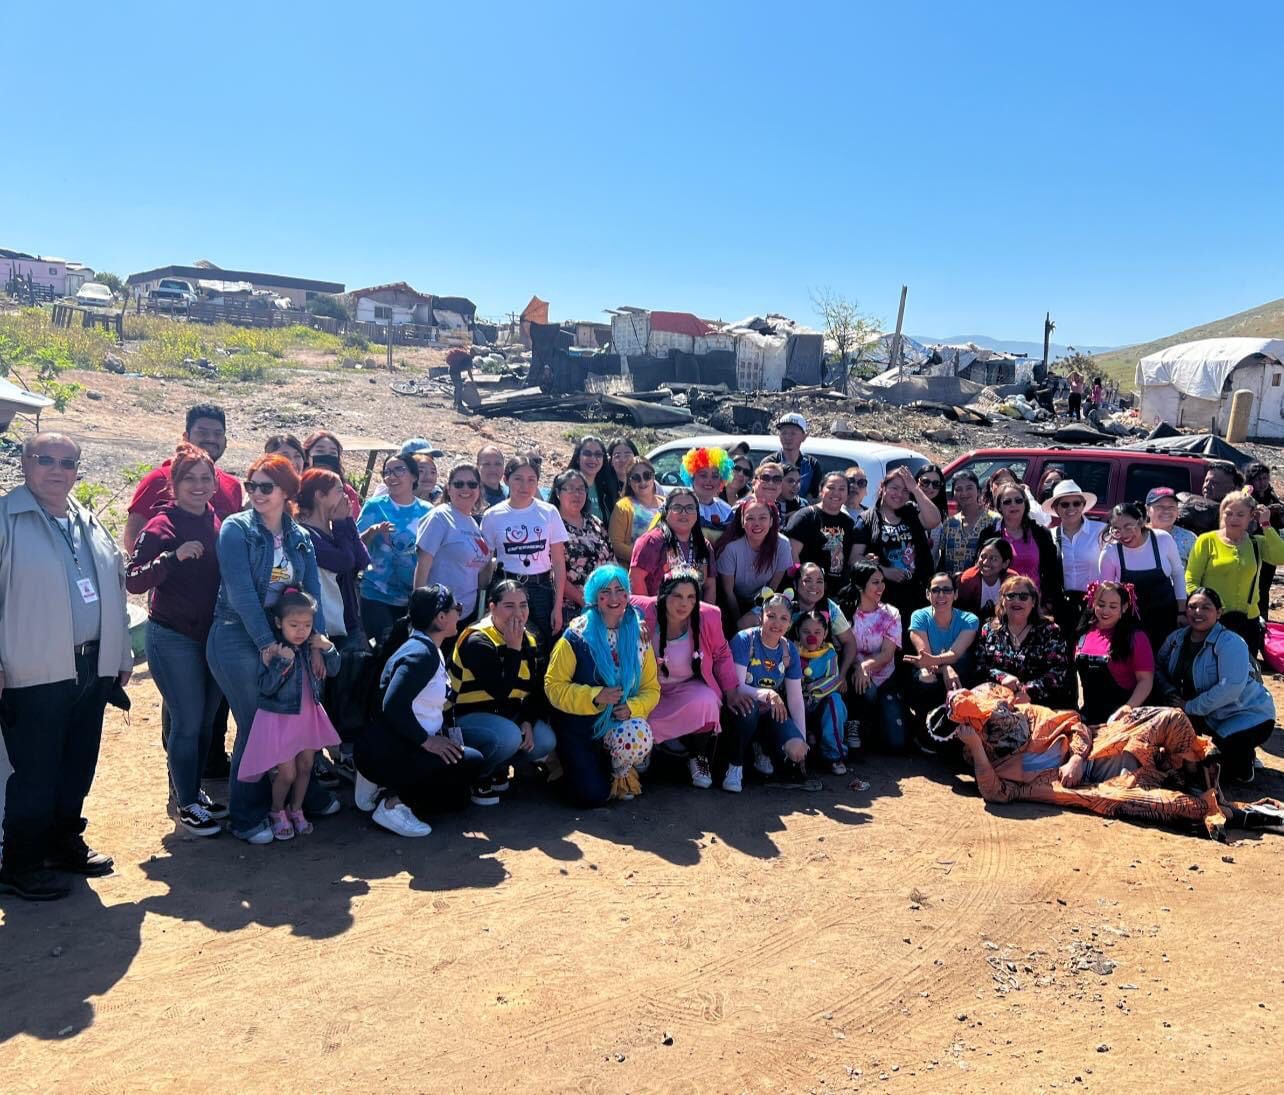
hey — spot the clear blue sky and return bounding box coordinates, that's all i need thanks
[4,1,1282,348]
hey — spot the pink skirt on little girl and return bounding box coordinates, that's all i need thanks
[237,685,341,783]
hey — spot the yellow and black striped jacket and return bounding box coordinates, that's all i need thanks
[449,616,546,722]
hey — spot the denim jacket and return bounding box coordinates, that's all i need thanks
[1154,622,1275,737]
[213,510,325,650]
[257,641,340,715]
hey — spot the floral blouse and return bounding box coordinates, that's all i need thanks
[974,618,1068,705]
[562,513,613,626]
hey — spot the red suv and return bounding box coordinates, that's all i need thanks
[941,448,1208,520]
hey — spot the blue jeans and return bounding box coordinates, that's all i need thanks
[206,616,332,839]
[147,622,223,807]
[852,678,908,751]
[455,712,555,778]
[721,703,805,769]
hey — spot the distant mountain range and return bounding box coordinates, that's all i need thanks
[911,334,1116,360]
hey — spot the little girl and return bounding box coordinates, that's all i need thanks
[794,610,848,775]
[1073,580,1154,726]
[238,589,342,840]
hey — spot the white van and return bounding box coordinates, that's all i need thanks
[646,433,930,495]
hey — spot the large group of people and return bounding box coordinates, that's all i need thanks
[1,405,1281,902]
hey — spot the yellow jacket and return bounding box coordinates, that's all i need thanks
[545,625,661,719]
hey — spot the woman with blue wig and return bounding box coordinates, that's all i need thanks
[545,564,661,805]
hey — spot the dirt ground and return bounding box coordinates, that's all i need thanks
[2,366,1284,1092]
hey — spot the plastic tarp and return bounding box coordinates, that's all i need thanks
[1136,337,1284,400]
[1118,432,1254,465]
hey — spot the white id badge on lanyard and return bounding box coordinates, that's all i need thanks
[77,578,99,604]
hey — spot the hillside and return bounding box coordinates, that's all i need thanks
[1092,296,1284,390]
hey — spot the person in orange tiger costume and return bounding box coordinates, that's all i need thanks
[931,683,1229,838]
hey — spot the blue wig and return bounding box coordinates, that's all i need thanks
[581,564,643,738]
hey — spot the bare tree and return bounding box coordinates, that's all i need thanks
[810,288,881,391]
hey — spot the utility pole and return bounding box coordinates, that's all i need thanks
[891,284,908,382]
[1041,312,1055,381]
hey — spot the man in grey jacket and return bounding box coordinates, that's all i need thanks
[0,433,133,901]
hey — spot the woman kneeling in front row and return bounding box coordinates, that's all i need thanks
[546,565,659,806]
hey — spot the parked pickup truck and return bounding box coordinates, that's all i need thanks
[148,278,197,310]
[941,447,1208,520]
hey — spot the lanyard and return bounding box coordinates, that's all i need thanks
[44,508,85,577]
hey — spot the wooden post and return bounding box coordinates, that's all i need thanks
[386,321,394,371]
[1041,312,1054,380]
[891,285,908,382]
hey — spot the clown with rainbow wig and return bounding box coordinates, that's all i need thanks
[680,446,736,544]
[545,564,660,804]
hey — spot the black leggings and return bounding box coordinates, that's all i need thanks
[1212,720,1274,780]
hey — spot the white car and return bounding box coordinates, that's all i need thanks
[75,282,115,309]
[646,433,930,496]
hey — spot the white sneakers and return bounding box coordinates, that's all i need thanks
[373,799,432,838]
[722,764,744,793]
[353,771,381,813]
[688,756,713,789]
[752,743,774,777]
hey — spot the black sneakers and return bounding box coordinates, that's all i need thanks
[470,780,501,806]
[0,867,71,901]
[45,836,114,877]
[178,804,222,837]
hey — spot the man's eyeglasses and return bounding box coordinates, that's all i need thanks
[33,455,79,470]
[244,480,277,495]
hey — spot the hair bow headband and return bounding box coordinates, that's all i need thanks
[1084,580,1139,615]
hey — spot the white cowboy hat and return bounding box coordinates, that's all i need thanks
[1041,478,1097,515]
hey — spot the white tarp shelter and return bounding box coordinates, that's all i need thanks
[1136,337,1284,439]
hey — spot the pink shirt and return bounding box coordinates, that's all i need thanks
[1076,627,1153,690]
[850,605,901,686]
[1003,527,1042,590]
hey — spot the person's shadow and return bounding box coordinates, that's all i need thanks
[0,880,144,1042]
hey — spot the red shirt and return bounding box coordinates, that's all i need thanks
[128,460,243,522]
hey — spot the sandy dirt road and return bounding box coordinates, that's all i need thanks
[2,670,1283,1093]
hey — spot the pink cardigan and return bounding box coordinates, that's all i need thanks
[630,595,740,696]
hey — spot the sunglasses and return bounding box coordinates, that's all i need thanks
[1000,497,1026,507]
[1003,590,1035,602]
[918,478,942,489]
[33,455,79,469]
[847,478,868,488]
[244,480,277,495]
[756,474,784,483]
[450,479,479,489]
[630,470,654,483]
[1055,499,1085,509]
[579,450,605,459]
[929,586,954,595]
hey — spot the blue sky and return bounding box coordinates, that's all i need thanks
[4,1,1282,347]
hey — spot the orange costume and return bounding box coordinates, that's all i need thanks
[946,684,1228,838]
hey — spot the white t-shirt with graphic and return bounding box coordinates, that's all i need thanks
[481,497,569,577]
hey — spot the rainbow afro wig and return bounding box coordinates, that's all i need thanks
[679,447,734,487]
